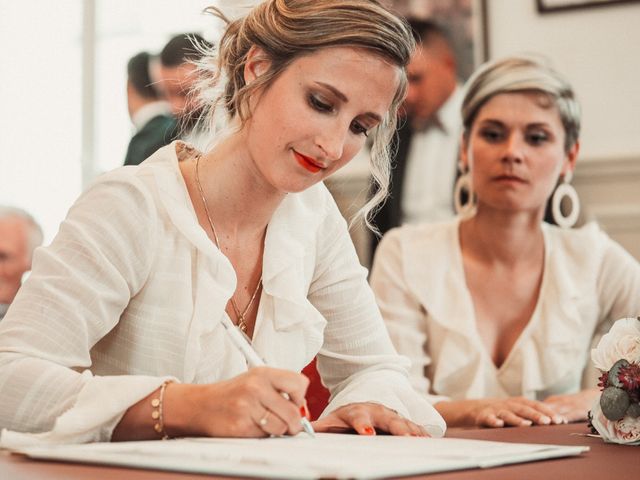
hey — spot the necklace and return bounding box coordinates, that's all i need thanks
[194,154,263,334]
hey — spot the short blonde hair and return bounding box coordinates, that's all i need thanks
[462,55,581,152]
[194,0,415,231]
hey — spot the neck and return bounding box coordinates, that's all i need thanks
[459,206,545,266]
[195,130,286,240]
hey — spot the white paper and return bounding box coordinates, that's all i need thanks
[14,433,589,479]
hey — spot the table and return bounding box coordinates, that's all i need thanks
[1,423,637,479]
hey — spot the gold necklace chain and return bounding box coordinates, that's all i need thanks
[194,154,263,334]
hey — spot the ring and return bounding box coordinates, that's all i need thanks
[259,411,270,427]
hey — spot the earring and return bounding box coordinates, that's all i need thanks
[551,171,580,228]
[454,170,476,217]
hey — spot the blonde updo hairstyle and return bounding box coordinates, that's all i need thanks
[195,0,415,232]
[461,55,581,154]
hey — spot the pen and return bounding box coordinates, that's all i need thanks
[220,315,316,438]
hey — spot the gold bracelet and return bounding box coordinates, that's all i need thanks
[151,380,171,440]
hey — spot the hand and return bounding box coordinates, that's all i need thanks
[543,389,599,423]
[436,397,566,428]
[164,367,310,438]
[312,402,429,436]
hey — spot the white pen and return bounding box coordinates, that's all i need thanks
[220,315,316,438]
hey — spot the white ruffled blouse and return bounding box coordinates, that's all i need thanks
[0,142,445,446]
[370,218,640,403]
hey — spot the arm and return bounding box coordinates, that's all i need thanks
[543,230,640,421]
[370,228,564,428]
[0,173,165,444]
[307,200,445,437]
[0,172,310,445]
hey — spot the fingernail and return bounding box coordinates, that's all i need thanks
[522,420,533,426]
[552,415,564,424]
[363,426,375,435]
[540,416,551,425]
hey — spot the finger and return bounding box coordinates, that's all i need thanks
[259,389,303,435]
[341,407,376,436]
[255,408,289,437]
[512,402,562,425]
[477,411,504,428]
[263,368,309,407]
[386,417,428,437]
[521,399,565,424]
[498,409,532,427]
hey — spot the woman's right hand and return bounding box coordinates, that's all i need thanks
[435,397,567,428]
[113,367,310,441]
[166,367,310,438]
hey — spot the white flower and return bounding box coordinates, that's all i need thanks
[591,317,640,371]
[590,401,640,445]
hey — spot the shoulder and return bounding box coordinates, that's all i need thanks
[378,219,458,256]
[544,222,611,261]
[79,144,180,215]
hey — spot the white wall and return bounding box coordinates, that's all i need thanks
[487,0,640,161]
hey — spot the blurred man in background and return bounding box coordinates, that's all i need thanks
[124,51,177,166]
[370,19,463,256]
[155,33,211,149]
[0,207,43,320]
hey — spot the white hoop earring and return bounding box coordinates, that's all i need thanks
[551,173,580,228]
[454,171,476,218]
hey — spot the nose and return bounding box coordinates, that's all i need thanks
[315,124,347,162]
[501,133,524,165]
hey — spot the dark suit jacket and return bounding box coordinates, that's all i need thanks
[124,114,178,166]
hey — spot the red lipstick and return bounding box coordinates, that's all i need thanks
[294,151,323,173]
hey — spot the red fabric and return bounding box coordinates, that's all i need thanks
[302,357,330,421]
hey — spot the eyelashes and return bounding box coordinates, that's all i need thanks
[307,93,369,137]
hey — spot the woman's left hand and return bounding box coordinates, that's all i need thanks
[543,388,599,423]
[312,402,429,436]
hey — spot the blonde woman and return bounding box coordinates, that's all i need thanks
[0,0,445,444]
[371,55,640,428]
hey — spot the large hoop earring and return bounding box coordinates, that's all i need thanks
[551,172,580,228]
[454,171,476,218]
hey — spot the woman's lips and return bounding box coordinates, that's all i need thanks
[493,174,527,183]
[294,151,323,173]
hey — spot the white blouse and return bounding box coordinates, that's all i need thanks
[370,218,640,404]
[0,143,445,446]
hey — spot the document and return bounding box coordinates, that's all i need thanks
[14,433,589,479]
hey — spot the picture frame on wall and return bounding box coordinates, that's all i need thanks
[388,0,489,80]
[537,0,640,13]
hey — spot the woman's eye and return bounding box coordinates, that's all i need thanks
[527,131,549,145]
[309,94,333,113]
[350,121,369,137]
[479,128,503,142]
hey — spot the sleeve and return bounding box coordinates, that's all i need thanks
[0,172,174,446]
[596,232,640,323]
[307,200,446,437]
[369,229,449,404]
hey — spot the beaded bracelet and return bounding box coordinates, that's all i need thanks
[151,380,171,440]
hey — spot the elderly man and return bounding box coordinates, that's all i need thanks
[0,207,43,320]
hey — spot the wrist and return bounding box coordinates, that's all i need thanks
[162,382,205,437]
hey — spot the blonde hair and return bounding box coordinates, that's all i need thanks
[462,54,581,152]
[194,0,415,231]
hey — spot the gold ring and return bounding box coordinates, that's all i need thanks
[259,411,270,427]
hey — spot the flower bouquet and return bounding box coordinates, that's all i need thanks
[589,317,640,445]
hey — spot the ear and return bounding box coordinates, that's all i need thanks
[561,140,580,177]
[244,45,271,85]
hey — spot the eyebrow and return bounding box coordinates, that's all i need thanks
[314,81,383,123]
[480,119,552,129]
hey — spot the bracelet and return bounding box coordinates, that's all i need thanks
[151,380,172,440]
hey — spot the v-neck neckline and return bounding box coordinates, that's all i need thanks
[452,218,550,374]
